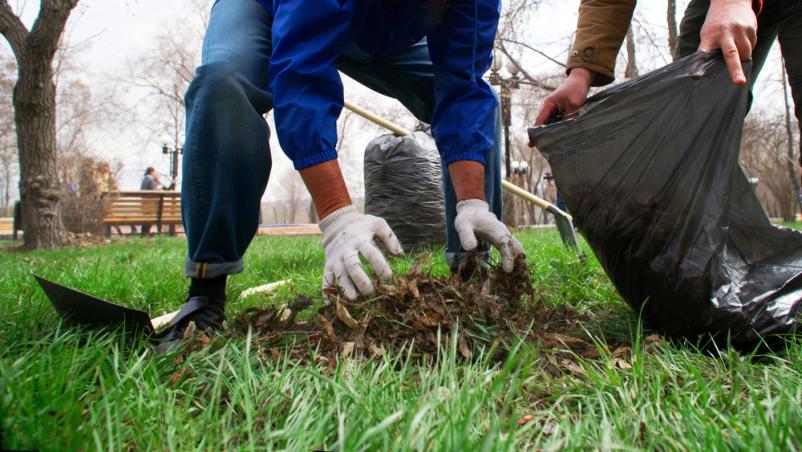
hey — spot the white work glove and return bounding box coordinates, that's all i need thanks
[454,199,524,273]
[320,205,404,300]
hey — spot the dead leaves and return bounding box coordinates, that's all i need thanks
[227,253,652,374]
[170,366,189,386]
[517,414,535,426]
[230,253,539,363]
[611,346,633,370]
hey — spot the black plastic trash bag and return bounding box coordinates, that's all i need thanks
[364,133,446,251]
[529,52,802,349]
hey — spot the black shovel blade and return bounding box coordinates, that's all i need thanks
[33,275,153,333]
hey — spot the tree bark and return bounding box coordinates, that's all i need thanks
[15,55,64,248]
[667,0,678,59]
[0,0,79,249]
[625,26,638,79]
[781,58,799,221]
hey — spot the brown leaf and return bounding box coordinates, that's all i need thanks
[341,342,355,358]
[182,321,197,340]
[559,358,585,375]
[517,414,535,426]
[170,366,189,386]
[646,334,662,343]
[420,312,443,327]
[612,357,632,369]
[458,335,473,359]
[542,333,588,348]
[198,333,210,348]
[315,355,329,366]
[408,280,421,299]
[335,302,360,330]
[369,342,386,357]
[578,347,602,359]
[317,314,337,343]
[612,346,632,358]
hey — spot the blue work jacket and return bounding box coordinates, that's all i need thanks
[257,0,500,170]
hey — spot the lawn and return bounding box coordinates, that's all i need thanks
[1,230,800,450]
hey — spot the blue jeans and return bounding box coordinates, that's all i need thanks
[182,0,503,278]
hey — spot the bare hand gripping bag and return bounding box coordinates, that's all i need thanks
[529,52,801,349]
[364,132,446,251]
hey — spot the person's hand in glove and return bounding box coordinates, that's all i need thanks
[300,160,404,301]
[319,205,404,300]
[455,199,524,273]
[449,161,524,273]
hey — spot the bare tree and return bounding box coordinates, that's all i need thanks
[624,26,639,79]
[781,57,800,204]
[0,53,15,206]
[667,0,679,58]
[0,0,80,249]
[741,113,799,221]
[123,1,208,171]
[126,24,199,156]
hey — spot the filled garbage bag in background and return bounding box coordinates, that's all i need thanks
[364,132,446,251]
[529,52,802,349]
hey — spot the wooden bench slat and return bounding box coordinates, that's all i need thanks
[102,191,182,235]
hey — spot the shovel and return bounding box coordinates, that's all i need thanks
[34,275,291,332]
[34,275,157,333]
[343,101,582,253]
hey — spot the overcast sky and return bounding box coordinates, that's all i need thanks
[3,0,790,200]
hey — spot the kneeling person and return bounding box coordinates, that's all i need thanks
[158,0,524,351]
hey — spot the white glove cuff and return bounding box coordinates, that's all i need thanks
[456,199,489,214]
[319,205,358,234]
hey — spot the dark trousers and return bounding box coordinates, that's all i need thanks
[181,0,503,278]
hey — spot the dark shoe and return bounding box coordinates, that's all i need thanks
[154,296,226,354]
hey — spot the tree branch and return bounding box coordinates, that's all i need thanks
[499,38,565,68]
[29,0,79,62]
[0,0,29,60]
[498,41,558,92]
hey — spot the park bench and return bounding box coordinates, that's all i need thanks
[0,202,21,240]
[0,217,13,239]
[102,190,181,237]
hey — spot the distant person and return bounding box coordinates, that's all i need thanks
[95,161,124,235]
[140,167,163,190]
[139,167,163,237]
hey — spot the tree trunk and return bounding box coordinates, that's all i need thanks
[667,0,678,59]
[1,0,78,249]
[14,57,64,248]
[781,58,799,222]
[625,26,638,79]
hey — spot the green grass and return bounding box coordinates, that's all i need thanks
[1,231,801,450]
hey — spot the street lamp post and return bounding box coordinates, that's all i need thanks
[488,53,520,181]
[162,143,183,190]
[489,53,521,225]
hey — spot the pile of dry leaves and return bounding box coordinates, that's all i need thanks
[224,254,629,365]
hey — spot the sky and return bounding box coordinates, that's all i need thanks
[3,0,791,202]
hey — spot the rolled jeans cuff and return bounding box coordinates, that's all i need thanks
[184,258,244,278]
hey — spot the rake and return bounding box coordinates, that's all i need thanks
[343,101,582,254]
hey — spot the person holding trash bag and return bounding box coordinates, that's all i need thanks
[529,0,802,349]
[533,0,795,127]
[156,0,525,352]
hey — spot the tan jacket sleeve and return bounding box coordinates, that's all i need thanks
[566,0,637,86]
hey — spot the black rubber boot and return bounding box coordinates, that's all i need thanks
[154,296,226,354]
